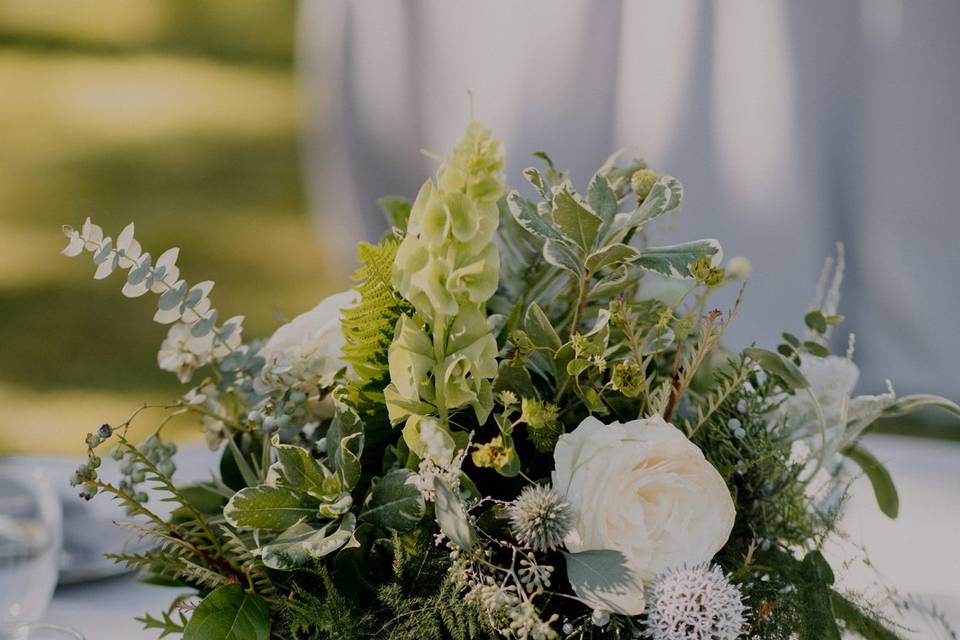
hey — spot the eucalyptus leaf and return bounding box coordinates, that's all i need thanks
[260,514,357,570]
[805,310,828,334]
[841,442,899,518]
[223,486,316,531]
[563,550,646,615]
[360,469,425,532]
[636,239,722,279]
[182,584,270,640]
[433,477,475,550]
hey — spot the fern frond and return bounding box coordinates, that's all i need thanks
[341,238,411,414]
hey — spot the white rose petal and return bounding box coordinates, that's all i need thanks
[552,415,736,613]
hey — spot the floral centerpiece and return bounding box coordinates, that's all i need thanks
[63,121,958,640]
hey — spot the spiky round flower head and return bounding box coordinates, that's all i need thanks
[645,564,747,640]
[508,484,573,552]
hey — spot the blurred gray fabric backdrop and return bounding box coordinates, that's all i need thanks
[299,0,960,402]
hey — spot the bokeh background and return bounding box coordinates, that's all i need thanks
[0,1,346,452]
[1,0,958,456]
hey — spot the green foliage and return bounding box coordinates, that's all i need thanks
[182,584,271,640]
[341,239,411,414]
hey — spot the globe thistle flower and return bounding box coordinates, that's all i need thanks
[645,564,747,640]
[508,484,573,552]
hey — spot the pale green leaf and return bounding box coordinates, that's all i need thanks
[744,347,810,391]
[260,514,357,570]
[563,550,646,615]
[585,243,639,272]
[552,187,602,251]
[433,478,475,550]
[223,486,316,531]
[636,239,722,279]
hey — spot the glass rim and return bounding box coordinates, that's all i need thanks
[0,622,85,639]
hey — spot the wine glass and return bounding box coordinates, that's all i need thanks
[0,623,84,640]
[0,464,63,623]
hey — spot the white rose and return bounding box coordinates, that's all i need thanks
[256,290,356,392]
[552,415,735,613]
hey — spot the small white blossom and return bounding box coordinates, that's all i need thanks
[645,564,747,640]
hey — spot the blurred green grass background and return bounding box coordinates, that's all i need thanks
[0,1,348,453]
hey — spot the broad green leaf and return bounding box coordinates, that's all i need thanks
[563,550,646,615]
[507,191,564,241]
[523,303,562,351]
[881,394,960,419]
[744,347,810,391]
[636,239,722,279]
[587,174,618,225]
[585,243,639,273]
[377,196,412,229]
[182,584,270,640]
[360,469,425,532]
[271,435,329,493]
[328,410,364,490]
[841,443,899,518]
[223,486,316,531]
[433,477,475,550]
[260,513,357,570]
[542,238,582,276]
[552,187,602,251]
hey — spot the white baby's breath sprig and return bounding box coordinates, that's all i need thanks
[62,218,244,383]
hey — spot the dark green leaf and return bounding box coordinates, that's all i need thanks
[182,584,270,640]
[360,469,425,532]
[805,310,828,334]
[804,341,831,357]
[507,191,564,242]
[841,442,899,518]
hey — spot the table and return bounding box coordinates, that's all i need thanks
[44,435,960,639]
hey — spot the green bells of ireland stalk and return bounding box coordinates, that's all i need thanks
[385,122,505,457]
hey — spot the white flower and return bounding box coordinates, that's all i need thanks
[552,415,735,613]
[255,290,355,393]
[768,354,895,463]
[645,563,747,640]
[725,256,752,279]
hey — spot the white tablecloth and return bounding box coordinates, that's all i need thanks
[44,435,960,639]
